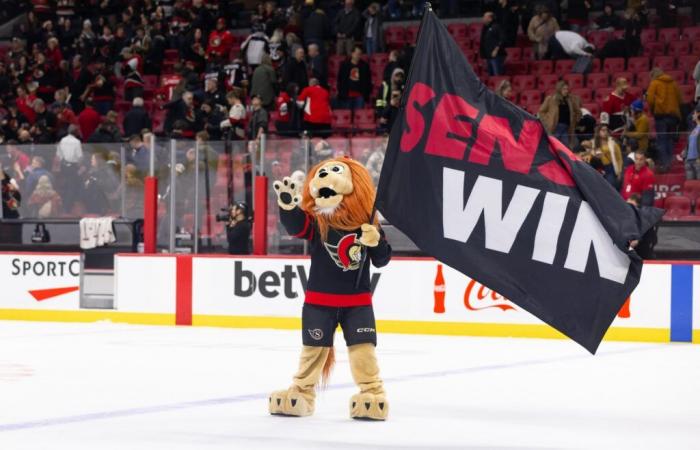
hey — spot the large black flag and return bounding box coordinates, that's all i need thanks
[375,10,663,353]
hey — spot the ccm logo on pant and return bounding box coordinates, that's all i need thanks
[357,328,376,333]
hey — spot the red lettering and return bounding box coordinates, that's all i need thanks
[537,136,576,187]
[425,93,478,159]
[468,116,542,174]
[400,82,436,153]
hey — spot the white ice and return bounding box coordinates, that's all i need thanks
[1,321,699,450]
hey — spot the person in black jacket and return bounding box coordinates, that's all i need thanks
[303,8,332,49]
[334,0,362,57]
[283,47,309,91]
[480,12,506,76]
[225,201,251,255]
[495,0,520,48]
[123,97,152,137]
[337,46,371,110]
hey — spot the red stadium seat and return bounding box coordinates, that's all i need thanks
[586,72,610,89]
[370,53,388,71]
[583,102,600,117]
[594,88,611,102]
[611,70,634,83]
[640,28,657,44]
[114,100,131,113]
[676,215,700,221]
[668,40,690,57]
[520,89,542,105]
[643,42,666,57]
[627,86,643,100]
[663,195,691,218]
[331,109,352,130]
[571,88,592,103]
[521,47,534,60]
[530,60,553,75]
[682,26,700,42]
[164,49,178,61]
[384,26,406,48]
[538,74,560,91]
[488,75,511,90]
[512,75,536,91]
[663,70,684,85]
[680,85,696,104]
[603,57,625,73]
[353,108,375,131]
[637,71,651,88]
[677,56,697,72]
[587,31,611,49]
[447,23,468,41]
[467,23,483,41]
[523,103,541,115]
[563,73,584,89]
[505,47,522,62]
[505,61,529,75]
[328,55,344,77]
[657,27,680,43]
[554,59,574,74]
[684,180,700,200]
[405,25,420,44]
[627,56,650,73]
[653,55,675,71]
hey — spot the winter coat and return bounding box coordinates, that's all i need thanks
[250,63,277,108]
[647,73,682,118]
[363,10,385,51]
[527,15,560,59]
[334,7,362,38]
[538,93,582,146]
[123,106,152,137]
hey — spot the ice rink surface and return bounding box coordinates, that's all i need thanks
[1,321,699,450]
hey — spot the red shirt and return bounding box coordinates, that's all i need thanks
[17,95,37,124]
[602,91,635,116]
[275,92,291,123]
[621,164,655,200]
[298,85,332,124]
[78,106,102,140]
[206,30,234,59]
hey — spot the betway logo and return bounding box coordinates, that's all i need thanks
[234,261,381,299]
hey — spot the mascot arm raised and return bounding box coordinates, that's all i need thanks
[273,176,315,240]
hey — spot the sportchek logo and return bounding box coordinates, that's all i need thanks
[10,257,80,301]
[233,261,381,299]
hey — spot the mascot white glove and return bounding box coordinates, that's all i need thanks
[359,223,380,247]
[273,176,302,211]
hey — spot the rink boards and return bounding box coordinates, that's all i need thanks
[0,252,697,345]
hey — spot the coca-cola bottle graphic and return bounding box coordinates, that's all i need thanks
[434,264,446,313]
[617,296,631,318]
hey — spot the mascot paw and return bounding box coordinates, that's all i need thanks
[273,177,302,211]
[269,389,314,417]
[350,393,388,421]
[359,223,380,247]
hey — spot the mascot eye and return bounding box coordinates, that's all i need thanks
[331,165,344,174]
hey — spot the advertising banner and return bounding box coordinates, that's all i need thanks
[0,253,80,310]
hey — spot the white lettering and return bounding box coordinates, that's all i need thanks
[564,201,630,284]
[443,169,540,253]
[532,192,569,264]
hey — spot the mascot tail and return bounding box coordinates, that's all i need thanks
[320,346,335,387]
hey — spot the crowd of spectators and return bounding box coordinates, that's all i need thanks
[0,0,699,223]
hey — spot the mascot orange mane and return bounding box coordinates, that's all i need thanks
[269,157,391,421]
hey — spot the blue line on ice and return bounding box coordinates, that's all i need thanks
[0,345,659,432]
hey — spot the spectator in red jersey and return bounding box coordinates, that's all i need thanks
[221,88,247,140]
[16,85,37,124]
[297,78,332,136]
[275,83,301,136]
[602,77,635,132]
[77,99,101,141]
[621,149,655,206]
[337,45,371,110]
[206,17,234,63]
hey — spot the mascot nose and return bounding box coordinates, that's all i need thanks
[319,171,328,178]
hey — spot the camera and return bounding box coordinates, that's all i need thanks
[215,207,232,222]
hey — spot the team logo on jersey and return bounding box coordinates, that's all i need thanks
[308,329,323,340]
[324,233,363,271]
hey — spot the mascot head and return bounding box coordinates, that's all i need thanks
[301,157,377,240]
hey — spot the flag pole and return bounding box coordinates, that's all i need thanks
[355,3,432,289]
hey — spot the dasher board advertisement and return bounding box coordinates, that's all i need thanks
[191,257,671,331]
[0,253,80,309]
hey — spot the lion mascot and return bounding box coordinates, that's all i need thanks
[268,157,391,421]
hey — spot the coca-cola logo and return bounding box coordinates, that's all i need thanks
[463,279,515,312]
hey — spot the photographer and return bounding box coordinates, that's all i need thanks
[223,202,251,255]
